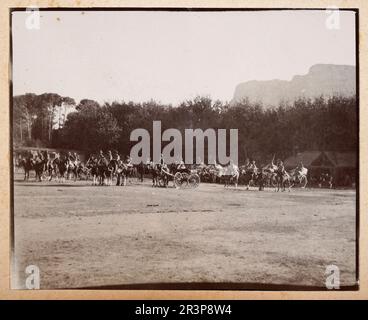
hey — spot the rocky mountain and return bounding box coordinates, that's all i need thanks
[231,64,356,107]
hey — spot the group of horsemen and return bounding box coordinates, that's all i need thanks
[20,149,308,189]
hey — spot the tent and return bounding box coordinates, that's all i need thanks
[284,151,356,187]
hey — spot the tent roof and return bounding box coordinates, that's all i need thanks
[284,151,356,168]
[323,151,356,167]
[284,151,321,168]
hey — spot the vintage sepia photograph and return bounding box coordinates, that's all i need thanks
[10,8,358,290]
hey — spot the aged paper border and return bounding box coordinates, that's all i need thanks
[0,0,366,300]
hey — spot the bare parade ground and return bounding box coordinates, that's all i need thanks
[12,178,357,290]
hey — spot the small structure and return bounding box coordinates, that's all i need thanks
[284,151,356,187]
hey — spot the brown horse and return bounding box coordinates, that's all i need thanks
[19,155,46,182]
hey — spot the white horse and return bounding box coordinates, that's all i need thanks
[216,163,239,188]
[289,167,308,188]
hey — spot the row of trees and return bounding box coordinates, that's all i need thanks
[13,93,75,147]
[13,94,357,163]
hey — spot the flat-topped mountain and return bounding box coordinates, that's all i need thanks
[231,64,356,107]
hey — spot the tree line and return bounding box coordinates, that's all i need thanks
[13,94,357,163]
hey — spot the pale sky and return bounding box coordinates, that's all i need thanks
[12,10,356,105]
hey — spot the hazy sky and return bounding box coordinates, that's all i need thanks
[12,10,356,105]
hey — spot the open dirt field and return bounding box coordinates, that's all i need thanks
[12,176,357,289]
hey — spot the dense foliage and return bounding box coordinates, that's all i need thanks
[13,94,357,163]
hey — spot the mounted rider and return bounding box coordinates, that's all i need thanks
[67,151,74,165]
[50,152,60,170]
[146,157,154,170]
[44,151,52,171]
[97,150,107,166]
[227,159,239,177]
[36,150,43,162]
[295,161,307,176]
[263,155,277,173]
[112,150,120,162]
[107,150,113,162]
[157,154,170,173]
[247,160,258,173]
[276,159,286,178]
[125,155,133,168]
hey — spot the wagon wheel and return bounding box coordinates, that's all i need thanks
[174,172,182,188]
[174,172,188,189]
[188,173,200,188]
[41,171,48,181]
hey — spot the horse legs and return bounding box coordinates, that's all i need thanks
[275,180,280,192]
[35,170,40,182]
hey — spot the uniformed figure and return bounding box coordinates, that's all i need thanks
[276,159,285,177]
[107,150,113,162]
[113,150,120,161]
[296,161,304,174]
[248,160,258,172]
[98,150,106,165]
[73,152,80,163]
[67,152,75,164]
[126,155,133,167]
[177,158,186,171]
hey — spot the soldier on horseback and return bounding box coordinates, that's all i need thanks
[73,152,80,165]
[107,150,113,162]
[112,150,120,162]
[275,159,291,192]
[97,150,106,165]
[247,160,258,172]
[295,161,305,176]
[276,159,285,177]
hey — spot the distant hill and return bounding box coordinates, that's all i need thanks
[231,64,356,107]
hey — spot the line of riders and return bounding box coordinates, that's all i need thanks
[17,149,308,191]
